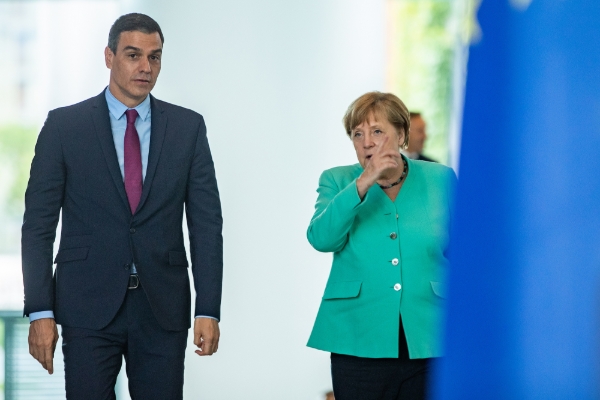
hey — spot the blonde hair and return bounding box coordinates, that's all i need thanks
[343,91,410,148]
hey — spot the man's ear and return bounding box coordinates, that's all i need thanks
[104,46,114,69]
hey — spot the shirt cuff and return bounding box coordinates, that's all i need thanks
[29,311,55,323]
[195,315,219,322]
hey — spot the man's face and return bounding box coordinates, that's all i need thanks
[104,30,162,108]
[407,116,427,153]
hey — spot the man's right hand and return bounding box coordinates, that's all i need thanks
[28,318,59,374]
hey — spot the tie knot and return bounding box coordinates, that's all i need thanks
[125,109,139,125]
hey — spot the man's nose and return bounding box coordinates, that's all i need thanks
[139,57,151,73]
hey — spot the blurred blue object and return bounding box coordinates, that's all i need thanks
[431,1,600,399]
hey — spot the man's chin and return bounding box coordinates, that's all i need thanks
[133,88,152,96]
[130,83,154,95]
[126,88,153,101]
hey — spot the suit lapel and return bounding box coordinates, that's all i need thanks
[136,95,167,213]
[91,91,130,212]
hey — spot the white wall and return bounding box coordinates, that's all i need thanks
[124,1,386,398]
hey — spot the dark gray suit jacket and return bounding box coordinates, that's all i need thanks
[417,153,437,163]
[22,90,223,331]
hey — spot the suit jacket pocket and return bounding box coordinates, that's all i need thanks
[430,281,446,299]
[169,251,189,267]
[54,247,90,264]
[323,281,362,300]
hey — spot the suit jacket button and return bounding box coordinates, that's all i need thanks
[390,232,397,239]
[394,283,401,291]
[130,228,136,234]
[124,264,130,270]
[391,258,399,266]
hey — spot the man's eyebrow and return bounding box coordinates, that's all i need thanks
[121,46,162,54]
[122,46,141,52]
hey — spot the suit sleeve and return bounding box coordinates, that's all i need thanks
[307,169,367,253]
[185,116,224,320]
[21,111,66,316]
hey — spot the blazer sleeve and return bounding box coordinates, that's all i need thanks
[307,169,368,253]
[185,116,224,320]
[21,111,66,316]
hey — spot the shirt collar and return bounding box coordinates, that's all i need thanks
[105,86,151,122]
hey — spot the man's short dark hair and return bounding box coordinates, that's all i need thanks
[108,13,164,54]
[409,111,421,119]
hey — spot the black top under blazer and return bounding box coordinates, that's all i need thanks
[21,90,223,331]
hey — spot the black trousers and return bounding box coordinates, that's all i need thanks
[331,316,431,400]
[61,283,188,400]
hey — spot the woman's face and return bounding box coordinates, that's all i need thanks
[350,112,404,169]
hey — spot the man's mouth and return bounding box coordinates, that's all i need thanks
[365,155,372,160]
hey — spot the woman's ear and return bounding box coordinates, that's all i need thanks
[404,128,410,149]
[398,131,406,149]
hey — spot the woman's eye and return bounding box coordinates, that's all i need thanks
[374,129,383,135]
[353,132,363,139]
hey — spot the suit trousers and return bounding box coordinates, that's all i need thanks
[331,316,431,400]
[61,282,188,400]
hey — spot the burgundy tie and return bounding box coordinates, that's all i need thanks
[124,109,142,214]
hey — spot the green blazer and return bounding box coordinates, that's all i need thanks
[306,157,456,359]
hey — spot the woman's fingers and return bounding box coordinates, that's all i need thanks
[370,153,399,170]
[373,135,390,155]
[368,161,398,177]
[379,149,402,159]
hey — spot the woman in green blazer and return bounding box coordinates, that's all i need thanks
[307,92,456,400]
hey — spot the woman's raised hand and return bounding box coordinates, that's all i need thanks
[356,136,402,199]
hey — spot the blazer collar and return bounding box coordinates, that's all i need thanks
[91,89,131,213]
[367,155,420,206]
[136,95,167,213]
[90,90,168,215]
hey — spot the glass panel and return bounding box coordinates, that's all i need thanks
[386,0,478,166]
[4,318,65,400]
[1,319,4,400]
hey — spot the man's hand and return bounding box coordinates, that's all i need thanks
[194,317,220,356]
[28,318,59,374]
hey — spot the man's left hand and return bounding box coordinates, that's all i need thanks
[194,317,220,356]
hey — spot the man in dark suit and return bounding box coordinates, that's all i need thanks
[22,13,223,399]
[402,111,438,162]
